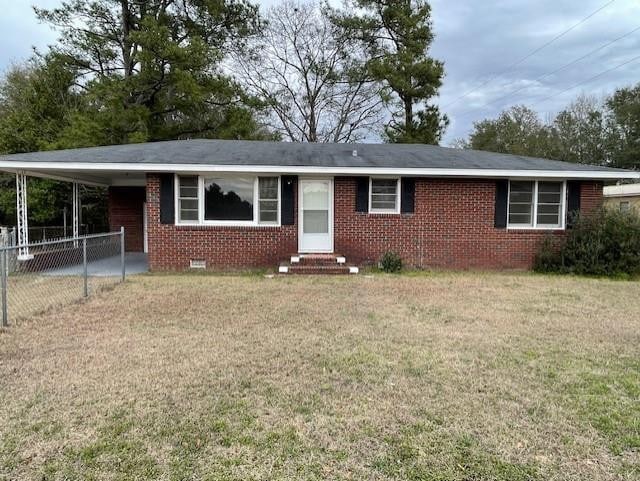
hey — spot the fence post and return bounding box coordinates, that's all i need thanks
[83,237,88,298]
[120,226,125,282]
[1,249,8,327]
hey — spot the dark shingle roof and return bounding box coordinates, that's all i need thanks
[0,139,630,173]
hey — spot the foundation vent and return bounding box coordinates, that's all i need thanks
[189,259,206,269]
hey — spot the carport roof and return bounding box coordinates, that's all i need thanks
[0,139,638,184]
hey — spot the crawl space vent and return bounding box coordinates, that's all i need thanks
[189,259,206,269]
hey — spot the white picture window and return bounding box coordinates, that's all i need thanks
[176,175,280,226]
[204,177,254,222]
[370,178,400,213]
[508,180,565,229]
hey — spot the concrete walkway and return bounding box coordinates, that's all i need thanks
[43,253,149,277]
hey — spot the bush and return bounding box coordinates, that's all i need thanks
[380,251,402,273]
[534,209,640,277]
[532,236,562,273]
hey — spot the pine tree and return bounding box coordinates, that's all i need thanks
[35,0,269,143]
[331,0,448,144]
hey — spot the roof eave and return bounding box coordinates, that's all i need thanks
[0,161,637,181]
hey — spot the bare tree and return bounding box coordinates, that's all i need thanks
[232,0,384,142]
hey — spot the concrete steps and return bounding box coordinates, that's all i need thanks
[279,254,359,275]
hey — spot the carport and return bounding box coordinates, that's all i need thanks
[43,252,149,277]
[0,156,148,261]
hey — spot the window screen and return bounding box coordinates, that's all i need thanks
[370,179,398,212]
[178,176,199,222]
[258,177,279,224]
[536,182,562,226]
[508,181,534,226]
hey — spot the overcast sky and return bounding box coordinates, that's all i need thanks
[1,0,638,145]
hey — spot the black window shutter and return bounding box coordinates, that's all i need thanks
[566,181,581,228]
[281,175,296,225]
[401,177,415,213]
[494,180,509,228]
[356,177,369,212]
[159,173,175,224]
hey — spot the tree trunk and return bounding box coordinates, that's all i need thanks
[404,97,413,138]
[308,106,318,142]
[121,0,133,78]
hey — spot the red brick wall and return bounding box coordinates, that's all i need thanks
[580,181,604,214]
[145,174,298,270]
[143,174,603,271]
[334,178,603,270]
[108,186,145,252]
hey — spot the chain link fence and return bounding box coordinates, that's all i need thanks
[1,229,125,326]
[26,225,89,243]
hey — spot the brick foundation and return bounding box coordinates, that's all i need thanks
[140,174,602,271]
[108,186,146,252]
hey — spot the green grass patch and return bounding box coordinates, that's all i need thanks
[374,423,539,481]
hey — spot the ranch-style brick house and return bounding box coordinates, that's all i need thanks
[1,140,638,272]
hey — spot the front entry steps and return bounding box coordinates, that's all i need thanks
[278,254,359,275]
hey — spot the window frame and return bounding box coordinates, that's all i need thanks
[176,175,199,224]
[175,174,281,227]
[368,177,401,214]
[507,179,567,230]
[257,176,281,225]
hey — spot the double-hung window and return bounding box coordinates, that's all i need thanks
[258,177,279,223]
[508,180,565,229]
[177,176,199,222]
[369,178,400,213]
[177,175,280,225]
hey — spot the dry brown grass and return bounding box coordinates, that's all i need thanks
[0,272,638,480]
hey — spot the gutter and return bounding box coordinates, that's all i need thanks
[0,162,638,181]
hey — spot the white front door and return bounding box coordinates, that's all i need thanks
[299,179,333,253]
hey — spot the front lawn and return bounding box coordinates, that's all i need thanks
[1,272,638,480]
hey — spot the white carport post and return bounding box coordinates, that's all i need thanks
[72,181,80,246]
[16,171,33,260]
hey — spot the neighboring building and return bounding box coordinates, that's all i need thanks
[603,183,640,214]
[0,140,638,272]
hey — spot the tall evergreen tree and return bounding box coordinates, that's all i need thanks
[331,0,448,144]
[0,56,86,228]
[0,56,81,154]
[35,0,269,143]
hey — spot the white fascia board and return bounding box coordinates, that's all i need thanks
[0,161,638,180]
[0,168,110,187]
